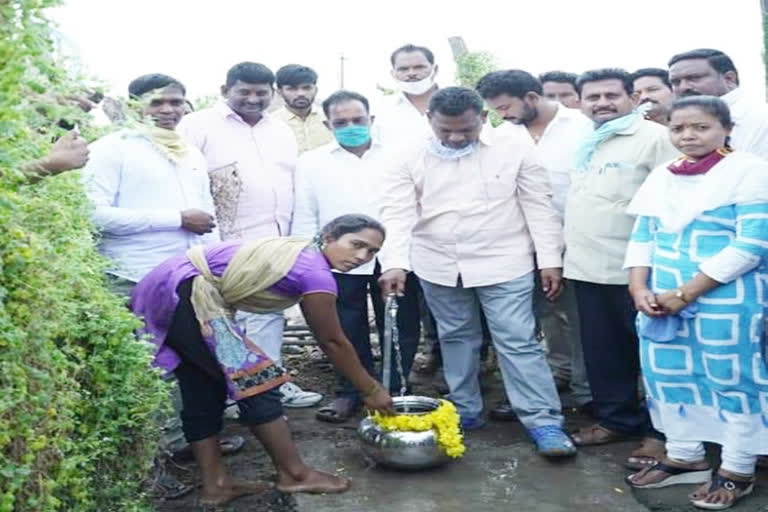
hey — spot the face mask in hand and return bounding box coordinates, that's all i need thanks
[333,125,371,147]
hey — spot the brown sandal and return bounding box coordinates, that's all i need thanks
[571,424,633,446]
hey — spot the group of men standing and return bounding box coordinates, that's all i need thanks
[81,42,768,484]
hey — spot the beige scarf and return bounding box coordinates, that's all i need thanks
[186,237,311,336]
[144,124,188,163]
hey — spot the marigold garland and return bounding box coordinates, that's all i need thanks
[371,399,466,458]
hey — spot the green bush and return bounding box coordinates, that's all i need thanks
[0,1,167,510]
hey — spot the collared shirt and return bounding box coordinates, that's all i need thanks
[178,103,297,240]
[373,93,432,149]
[377,131,564,287]
[293,140,388,275]
[491,105,592,214]
[721,87,768,160]
[273,106,334,154]
[82,130,218,282]
[564,116,679,285]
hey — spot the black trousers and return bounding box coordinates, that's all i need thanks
[573,280,659,437]
[167,279,283,442]
[333,265,421,399]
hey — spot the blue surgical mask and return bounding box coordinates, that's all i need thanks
[427,137,477,160]
[334,125,371,147]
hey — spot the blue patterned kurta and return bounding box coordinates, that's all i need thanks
[631,203,768,454]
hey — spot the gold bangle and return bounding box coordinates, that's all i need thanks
[674,288,689,304]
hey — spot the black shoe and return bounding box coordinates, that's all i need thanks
[489,403,519,422]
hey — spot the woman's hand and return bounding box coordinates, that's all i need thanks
[655,290,688,315]
[630,287,665,316]
[362,385,394,415]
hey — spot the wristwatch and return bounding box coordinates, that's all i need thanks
[674,288,690,304]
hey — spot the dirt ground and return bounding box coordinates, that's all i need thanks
[153,330,768,512]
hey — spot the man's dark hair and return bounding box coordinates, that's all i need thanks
[428,86,484,116]
[476,70,542,99]
[576,68,633,96]
[322,90,370,118]
[128,74,186,98]
[668,48,739,84]
[631,68,671,88]
[538,71,578,87]
[390,44,435,67]
[225,62,275,88]
[669,95,734,129]
[276,64,318,88]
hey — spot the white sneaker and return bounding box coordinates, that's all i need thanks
[280,382,323,408]
[223,399,239,419]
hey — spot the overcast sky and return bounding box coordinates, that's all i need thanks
[51,0,766,108]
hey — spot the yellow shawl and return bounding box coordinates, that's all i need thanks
[186,237,311,336]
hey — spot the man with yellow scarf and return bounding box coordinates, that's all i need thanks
[81,73,237,499]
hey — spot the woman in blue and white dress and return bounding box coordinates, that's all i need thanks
[623,96,768,510]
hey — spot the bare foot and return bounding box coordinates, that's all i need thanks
[627,457,708,487]
[200,480,273,506]
[277,469,351,494]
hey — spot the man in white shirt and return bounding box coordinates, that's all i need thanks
[378,87,576,457]
[539,71,581,109]
[83,74,218,285]
[373,43,444,378]
[374,43,439,149]
[179,62,321,408]
[669,48,768,159]
[293,90,421,423]
[631,68,674,126]
[476,70,593,418]
[82,73,229,500]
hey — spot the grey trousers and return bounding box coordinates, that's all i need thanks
[534,281,592,405]
[420,273,563,429]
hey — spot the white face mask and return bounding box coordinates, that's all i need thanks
[397,71,436,96]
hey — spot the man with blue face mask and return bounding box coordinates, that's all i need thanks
[378,87,576,457]
[292,90,421,424]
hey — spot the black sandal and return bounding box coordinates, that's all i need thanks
[315,397,360,424]
[689,472,755,510]
[626,461,711,489]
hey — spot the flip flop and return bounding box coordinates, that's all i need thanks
[625,437,666,470]
[626,462,712,489]
[689,473,755,510]
[315,398,360,424]
[571,424,634,446]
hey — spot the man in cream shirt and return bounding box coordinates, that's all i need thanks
[378,86,575,457]
[293,90,420,423]
[476,69,593,417]
[565,69,678,468]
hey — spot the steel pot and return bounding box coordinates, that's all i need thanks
[358,395,454,470]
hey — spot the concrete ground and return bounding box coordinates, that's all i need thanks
[293,405,768,512]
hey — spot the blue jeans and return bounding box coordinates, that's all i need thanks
[420,273,563,429]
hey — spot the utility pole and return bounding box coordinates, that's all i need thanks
[339,53,346,89]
